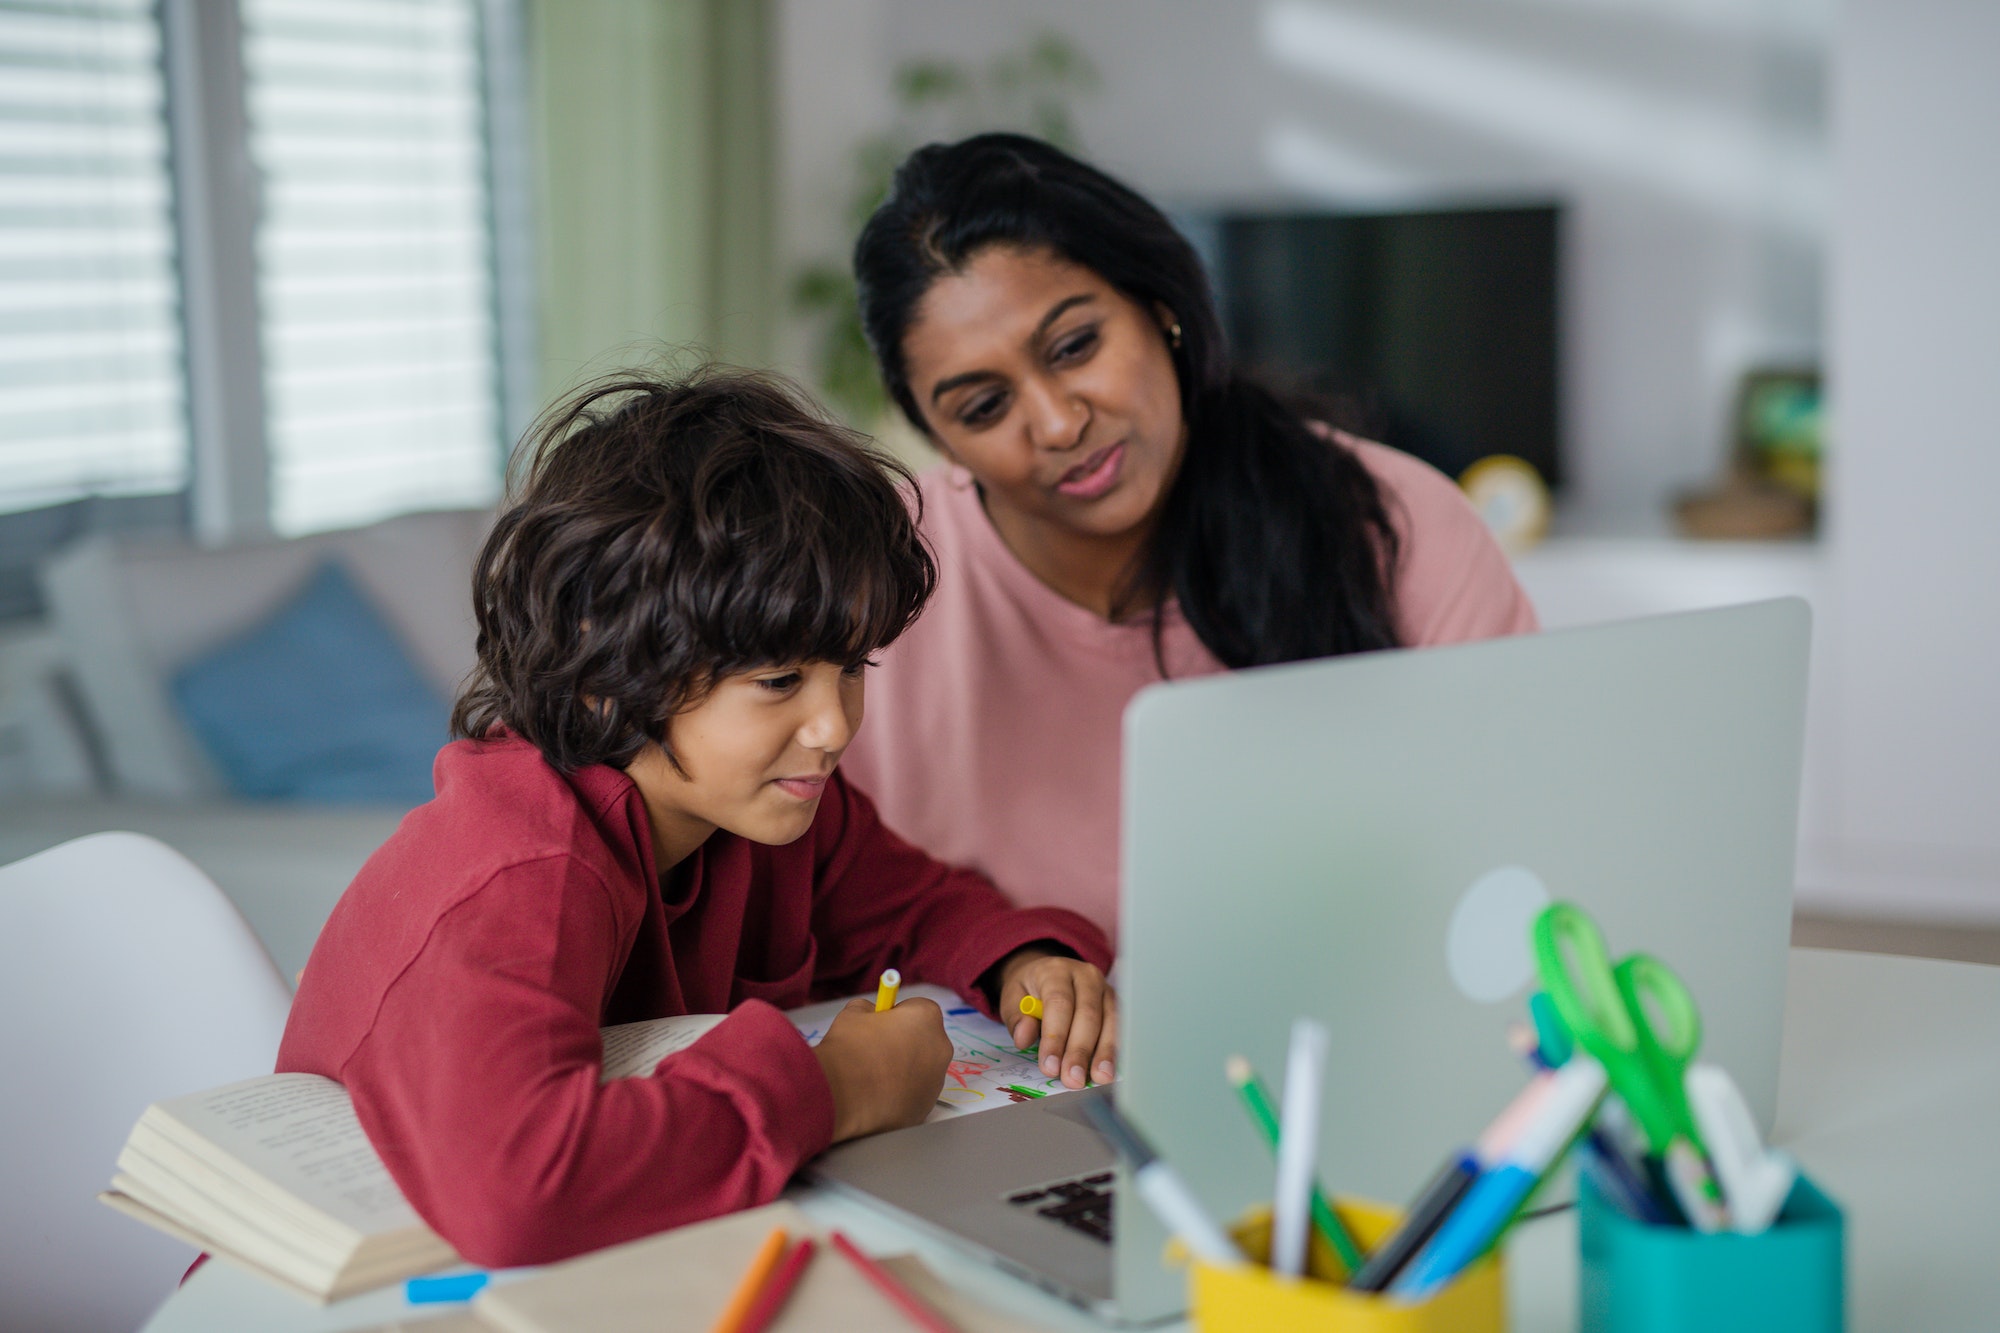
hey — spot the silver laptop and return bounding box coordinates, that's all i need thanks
[811,600,1811,1323]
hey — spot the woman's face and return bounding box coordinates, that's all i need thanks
[900,245,1185,547]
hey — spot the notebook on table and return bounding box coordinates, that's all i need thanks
[474,1200,1051,1333]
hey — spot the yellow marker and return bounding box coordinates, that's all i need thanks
[1019,994,1044,1020]
[874,968,901,1012]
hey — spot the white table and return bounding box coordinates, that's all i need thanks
[141,948,2000,1332]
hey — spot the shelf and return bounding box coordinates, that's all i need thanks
[1510,531,1823,631]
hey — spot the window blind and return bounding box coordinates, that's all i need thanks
[0,0,188,515]
[241,0,500,537]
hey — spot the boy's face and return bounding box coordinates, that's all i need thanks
[622,660,866,870]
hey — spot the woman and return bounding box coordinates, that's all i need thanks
[839,134,1536,946]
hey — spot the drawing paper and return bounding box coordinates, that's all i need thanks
[598,983,1079,1118]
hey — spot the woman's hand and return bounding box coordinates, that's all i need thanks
[812,996,953,1142]
[998,948,1118,1089]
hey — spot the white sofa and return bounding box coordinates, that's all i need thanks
[41,508,491,798]
[0,509,492,978]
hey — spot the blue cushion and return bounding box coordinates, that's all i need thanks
[171,561,447,804]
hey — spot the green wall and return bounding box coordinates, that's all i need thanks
[529,0,773,399]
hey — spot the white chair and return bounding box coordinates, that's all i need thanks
[0,832,292,1333]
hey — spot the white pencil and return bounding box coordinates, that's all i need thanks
[1272,1018,1331,1279]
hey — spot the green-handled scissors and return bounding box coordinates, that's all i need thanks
[1530,901,1705,1157]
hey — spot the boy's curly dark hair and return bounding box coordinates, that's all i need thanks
[451,366,937,772]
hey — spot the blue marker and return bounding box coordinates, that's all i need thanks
[1392,1057,1607,1300]
[406,1271,489,1303]
[1351,1068,1558,1292]
[1510,1019,1670,1226]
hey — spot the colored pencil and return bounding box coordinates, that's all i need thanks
[734,1235,816,1333]
[1225,1055,1367,1274]
[707,1226,789,1333]
[830,1230,963,1333]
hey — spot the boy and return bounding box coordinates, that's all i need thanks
[278,370,1116,1267]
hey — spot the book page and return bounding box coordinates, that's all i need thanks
[99,1189,334,1304]
[149,1074,425,1237]
[124,1116,353,1250]
[107,1172,343,1294]
[597,1012,727,1080]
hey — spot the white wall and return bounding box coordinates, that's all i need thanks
[775,0,2000,924]
[1813,0,2000,922]
[772,0,896,380]
[774,0,1829,526]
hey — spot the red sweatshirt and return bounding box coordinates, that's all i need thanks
[277,736,1111,1267]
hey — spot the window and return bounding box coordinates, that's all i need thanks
[241,0,501,536]
[0,0,519,601]
[0,0,189,514]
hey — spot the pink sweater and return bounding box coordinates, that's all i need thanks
[841,439,1538,945]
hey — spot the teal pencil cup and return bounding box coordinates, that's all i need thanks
[1579,1172,1844,1333]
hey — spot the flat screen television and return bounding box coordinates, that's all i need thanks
[1184,205,1563,490]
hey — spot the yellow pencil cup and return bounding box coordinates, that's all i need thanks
[1181,1199,1506,1333]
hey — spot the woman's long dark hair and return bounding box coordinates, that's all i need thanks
[853,133,1401,670]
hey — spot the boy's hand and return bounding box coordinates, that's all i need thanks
[998,948,1118,1089]
[812,996,953,1143]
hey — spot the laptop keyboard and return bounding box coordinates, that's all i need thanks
[1006,1171,1117,1244]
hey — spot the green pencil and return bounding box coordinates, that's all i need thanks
[1003,1084,1047,1099]
[1224,1054,1367,1275]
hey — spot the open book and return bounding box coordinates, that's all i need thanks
[102,984,1066,1302]
[101,1074,459,1302]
